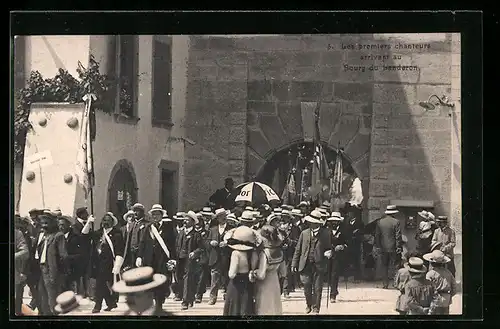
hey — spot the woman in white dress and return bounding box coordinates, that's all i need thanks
[251,225,287,315]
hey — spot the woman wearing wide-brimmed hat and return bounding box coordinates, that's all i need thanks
[423,250,457,315]
[252,225,287,315]
[88,212,124,313]
[430,216,456,277]
[403,257,439,315]
[415,221,434,257]
[223,226,259,316]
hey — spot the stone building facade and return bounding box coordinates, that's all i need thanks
[182,34,461,280]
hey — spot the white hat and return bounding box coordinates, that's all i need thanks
[273,207,283,214]
[384,205,399,215]
[148,204,167,217]
[304,210,324,224]
[104,212,119,227]
[281,205,294,211]
[266,213,279,225]
[185,211,199,225]
[239,210,258,224]
[245,206,255,212]
[173,212,186,221]
[316,207,329,217]
[298,201,309,207]
[291,209,304,217]
[227,226,257,251]
[227,213,238,224]
[327,211,343,221]
[418,210,435,221]
[201,207,215,217]
[112,266,167,294]
[215,208,230,218]
[123,210,135,222]
[132,203,145,211]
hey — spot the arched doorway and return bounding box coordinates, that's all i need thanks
[255,141,358,202]
[107,159,138,224]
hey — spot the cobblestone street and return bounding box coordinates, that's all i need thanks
[23,281,462,316]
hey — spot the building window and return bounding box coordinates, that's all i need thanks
[152,36,172,125]
[116,35,138,118]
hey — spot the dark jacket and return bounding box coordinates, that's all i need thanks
[209,187,234,210]
[207,225,231,267]
[71,220,92,264]
[90,227,125,279]
[194,228,209,265]
[374,215,403,253]
[63,229,85,279]
[14,229,29,285]
[37,231,68,284]
[175,228,204,261]
[329,227,348,260]
[123,219,148,262]
[291,228,332,273]
[280,226,300,262]
[138,222,176,274]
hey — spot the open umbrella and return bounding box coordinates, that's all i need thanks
[235,182,280,206]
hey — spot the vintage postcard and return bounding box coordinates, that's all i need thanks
[12,32,462,317]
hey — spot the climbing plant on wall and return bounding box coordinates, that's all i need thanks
[13,55,133,164]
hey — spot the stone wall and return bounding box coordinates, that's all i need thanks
[366,33,453,221]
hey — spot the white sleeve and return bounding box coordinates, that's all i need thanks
[349,177,363,205]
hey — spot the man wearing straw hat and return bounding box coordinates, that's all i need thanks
[431,216,456,277]
[374,204,403,289]
[122,203,148,271]
[423,250,457,315]
[171,211,186,300]
[135,204,176,311]
[54,291,85,315]
[85,212,124,313]
[291,209,333,314]
[120,210,135,240]
[34,210,68,315]
[207,208,231,305]
[277,210,299,298]
[200,206,216,229]
[113,266,171,316]
[175,210,204,310]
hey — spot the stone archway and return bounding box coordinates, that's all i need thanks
[107,159,138,223]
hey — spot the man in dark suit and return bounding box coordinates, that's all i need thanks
[325,212,348,303]
[175,211,204,310]
[123,203,148,271]
[172,212,186,300]
[72,207,93,298]
[58,216,84,292]
[342,203,364,282]
[120,210,135,240]
[193,213,209,303]
[206,209,231,305]
[291,210,333,314]
[136,205,176,311]
[374,205,403,289]
[35,212,68,315]
[209,177,235,210]
[278,211,300,298]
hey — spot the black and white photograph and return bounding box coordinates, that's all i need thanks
[12,29,466,317]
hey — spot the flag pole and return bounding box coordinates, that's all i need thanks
[83,93,96,220]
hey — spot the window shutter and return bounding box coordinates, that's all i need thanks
[152,39,172,123]
[119,36,136,117]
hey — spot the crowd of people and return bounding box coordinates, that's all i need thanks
[13,178,458,316]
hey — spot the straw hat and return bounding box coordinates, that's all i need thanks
[281,204,294,211]
[266,213,279,225]
[239,210,258,225]
[201,207,215,217]
[436,215,448,222]
[148,204,167,217]
[418,210,435,221]
[423,250,451,264]
[405,257,427,273]
[291,209,304,218]
[161,213,172,222]
[298,201,309,207]
[227,226,257,251]
[384,205,399,215]
[52,207,62,217]
[327,211,343,222]
[227,213,238,224]
[214,208,230,219]
[112,266,167,294]
[316,207,329,218]
[304,210,324,224]
[132,203,145,211]
[245,206,255,212]
[430,241,443,252]
[173,212,186,221]
[54,291,83,314]
[185,211,199,225]
[123,210,135,222]
[104,212,118,227]
[273,208,283,215]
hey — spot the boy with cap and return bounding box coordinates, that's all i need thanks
[424,250,457,315]
[431,216,456,277]
[403,257,439,315]
[394,251,419,315]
